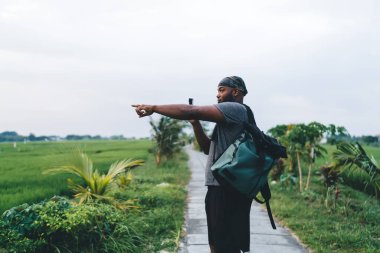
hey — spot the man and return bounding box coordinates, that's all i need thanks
[133,76,254,253]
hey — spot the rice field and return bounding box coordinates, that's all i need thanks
[0,140,152,213]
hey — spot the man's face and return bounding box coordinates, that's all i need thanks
[216,86,235,103]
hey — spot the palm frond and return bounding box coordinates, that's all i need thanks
[44,151,145,207]
[107,159,144,178]
[332,142,380,194]
[118,172,133,188]
[43,152,93,185]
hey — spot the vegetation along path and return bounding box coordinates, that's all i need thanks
[178,147,309,253]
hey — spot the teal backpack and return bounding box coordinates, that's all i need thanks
[210,105,287,229]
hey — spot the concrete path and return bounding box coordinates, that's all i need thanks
[178,147,309,253]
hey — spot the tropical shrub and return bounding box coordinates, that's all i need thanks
[44,151,144,206]
[332,142,380,198]
[320,165,342,209]
[320,165,341,188]
[0,196,142,253]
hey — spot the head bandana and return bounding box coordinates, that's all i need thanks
[218,76,248,95]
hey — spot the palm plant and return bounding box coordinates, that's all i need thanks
[150,116,185,166]
[44,151,144,205]
[332,142,380,197]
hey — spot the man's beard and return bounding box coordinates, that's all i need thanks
[218,93,235,103]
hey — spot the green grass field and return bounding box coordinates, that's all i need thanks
[0,140,151,213]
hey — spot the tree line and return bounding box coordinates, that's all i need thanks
[0,131,131,142]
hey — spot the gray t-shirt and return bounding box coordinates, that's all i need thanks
[205,102,249,186]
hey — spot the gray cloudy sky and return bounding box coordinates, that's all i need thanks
[1,0,379,138]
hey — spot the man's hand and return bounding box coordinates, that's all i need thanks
[132,104,154,118]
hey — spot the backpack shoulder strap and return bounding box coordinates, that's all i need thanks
[242,104,287,159]
[242,104,257,126]
[261,182,277,229]
[254,183,276,229]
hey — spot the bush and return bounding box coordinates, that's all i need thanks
[0,196,142,253]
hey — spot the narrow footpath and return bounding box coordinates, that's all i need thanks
[178,147,309,253]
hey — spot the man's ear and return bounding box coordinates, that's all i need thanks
[232,88,240,97]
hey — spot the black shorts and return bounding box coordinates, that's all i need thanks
[205,186,253,253]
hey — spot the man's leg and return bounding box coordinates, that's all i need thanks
[206,186,234,253]
[206,186,244,253]
[206,187,217,253]
[212,186,253,253]
[230,190,253,253]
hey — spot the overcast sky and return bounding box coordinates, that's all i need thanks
[1,0,379,138]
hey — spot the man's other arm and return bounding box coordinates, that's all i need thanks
[190,120,211,154]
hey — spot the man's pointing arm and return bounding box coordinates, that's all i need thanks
[132,104,224,123]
